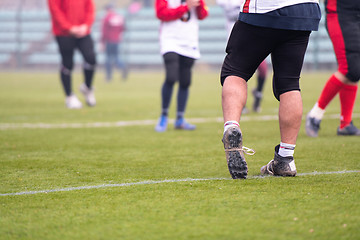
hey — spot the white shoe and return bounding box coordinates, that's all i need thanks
[65,94,83,109]
[79,83,96,107]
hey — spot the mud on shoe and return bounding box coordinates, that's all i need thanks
[222,127,255,179]
[260,145,297,177]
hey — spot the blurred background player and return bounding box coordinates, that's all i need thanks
[154,0,208,132]
[217,0,268,113]
[216,0,240,35]
[306,0,360,137]
[48,0,97,109]
[101,3,128,82]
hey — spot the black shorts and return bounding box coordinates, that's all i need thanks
[221,21,311,100]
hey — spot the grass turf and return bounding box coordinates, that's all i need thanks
[0,70,359,239]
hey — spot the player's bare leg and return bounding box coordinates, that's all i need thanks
[261,91,301,176]
[221,76,249,179]
[222,76,247,123]
[279,91,302,144]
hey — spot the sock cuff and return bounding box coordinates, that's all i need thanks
[176,111,184,119]
[310,103,326,119]
[224,121,239,128]
[280,142,296,150]
[278,142,296,157]
[342,84,358,91]
[161,109,169,117]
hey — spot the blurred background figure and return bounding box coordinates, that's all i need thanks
[154,0,209,132]
[101,3,128,82]
[47,0,97,109]
[128,0,143,14]
[142,0,153,8]
[306,0,360,137]
[215,0,239,35]
[217,0,268,113]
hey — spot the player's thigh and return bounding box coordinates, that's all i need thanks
[77,35,96,65]
[163,52,180,83]
[179,55,195,88]
[221,21,272,85]
[271,30,310,96]
[55,36,76,68]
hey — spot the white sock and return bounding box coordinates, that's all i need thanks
[223,121,239,133]
[308,103,325,120]
[278,142,295,157]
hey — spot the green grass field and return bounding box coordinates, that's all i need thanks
[0,70,359,240]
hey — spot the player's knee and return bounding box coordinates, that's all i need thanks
[165,73,178,84]
[84,61,96,70]
[61,65,72,75]
[84,53,97,66]
[179,81,191,89]
[164,79,175,88]
[273,78,300,101]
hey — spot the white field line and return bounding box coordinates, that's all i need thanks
[1,113,359,130]
[0,170,358,197]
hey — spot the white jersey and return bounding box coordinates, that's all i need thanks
[239,0,319,13]
[159,1,200,59]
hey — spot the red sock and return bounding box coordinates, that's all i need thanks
[317,74,344,109]
[339,84,358,128]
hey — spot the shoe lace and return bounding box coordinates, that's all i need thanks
[265,159,275,175]
[224,146,255,155]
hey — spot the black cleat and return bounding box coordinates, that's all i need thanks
[337,122,360,136]
[260,145,297,177]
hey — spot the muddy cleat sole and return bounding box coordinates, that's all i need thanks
[260,145,297,177]
[337,122,360,136]
[222,127,248,179]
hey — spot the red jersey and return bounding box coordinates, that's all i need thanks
[156,0,208,21]
[101,10,125,44]
[48,0,95,36]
